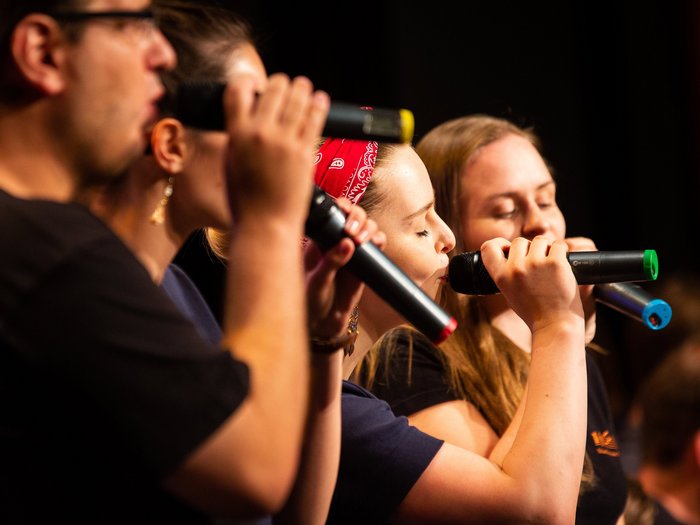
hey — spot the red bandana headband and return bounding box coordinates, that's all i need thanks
[313,138,378,204]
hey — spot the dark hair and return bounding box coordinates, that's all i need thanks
[640,338,700,467]
[0,0,87,104]
[151,1,256,259]
[1,1,83,44]
[153,0,253,116]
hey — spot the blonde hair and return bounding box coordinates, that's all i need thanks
[370,114,594,492]
[205,228,228,260]
[415,114,539,434]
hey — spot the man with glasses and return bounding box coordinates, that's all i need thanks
[0,1,330,522]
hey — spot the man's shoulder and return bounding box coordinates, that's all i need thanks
[0,190,110,242]
[0,190,131,267]
[0,191,146,309]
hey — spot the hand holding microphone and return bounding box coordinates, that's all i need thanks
[305,187,457,344]
[449,248,671,330]
[449,249,659,295]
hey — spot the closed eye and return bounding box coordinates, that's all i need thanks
[494,210,516,219]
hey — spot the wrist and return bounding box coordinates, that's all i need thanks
[310,331,358,356]
[531,315,585,348]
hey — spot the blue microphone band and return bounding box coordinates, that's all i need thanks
[593,282,672,330]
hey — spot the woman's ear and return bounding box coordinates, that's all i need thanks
[10,14,68,96]
[150,118,188,174]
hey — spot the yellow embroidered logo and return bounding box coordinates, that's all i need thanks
[591,430,621,457]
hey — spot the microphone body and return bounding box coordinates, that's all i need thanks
[449,249,659,295]
[173,82,415,144]
[594,282,672,330]
[305,187,457,344]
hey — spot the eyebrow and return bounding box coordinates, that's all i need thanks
[403,201,434,222]
[486,180,556,201]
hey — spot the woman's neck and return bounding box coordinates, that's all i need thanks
[481,294,532,353]
[119,209,183,284]
[342,291,404,379]
[91,171,187,284]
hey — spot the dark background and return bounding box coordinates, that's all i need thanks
[175,0,700,427]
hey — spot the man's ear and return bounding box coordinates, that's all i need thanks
[150,118,188,174]
[10,14,68,96]
[693,430,700,470]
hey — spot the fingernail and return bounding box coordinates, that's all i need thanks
[346,220,359,235]
[314,91,330,109]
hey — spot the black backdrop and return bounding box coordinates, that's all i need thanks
[173,0,700,420]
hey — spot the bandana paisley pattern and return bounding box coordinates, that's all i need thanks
[314,138,378,204]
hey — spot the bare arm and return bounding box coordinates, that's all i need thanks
[414,237,599,466]
[164,74,331,517]
[276,202,384,524]
[407,401,499,456]
[412,238,599,463]
[275,351,343,525]
[396,236,587,524]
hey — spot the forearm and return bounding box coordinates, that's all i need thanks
[275,351,343,525]
[221,217,310,503]
[499,318,587,523]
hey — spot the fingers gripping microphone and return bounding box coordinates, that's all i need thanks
[594,282,672,330]
[173,82,415,144]
[305,187,457,344]
[448,249,659,295]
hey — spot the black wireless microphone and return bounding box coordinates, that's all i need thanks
[173,81,415,144]
[305,186,457,344]
[593,282,671,330]
[448,249,659,295]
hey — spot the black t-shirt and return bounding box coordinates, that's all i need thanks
[327,381,443,525]
[363,328,460,416]
[368,328,628,525]
[0,191,250,523]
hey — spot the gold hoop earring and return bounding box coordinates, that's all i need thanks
[149,177,174,225]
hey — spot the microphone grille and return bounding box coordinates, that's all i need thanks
[448,251,500,295]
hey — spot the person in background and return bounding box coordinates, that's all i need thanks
[636,337,700,525]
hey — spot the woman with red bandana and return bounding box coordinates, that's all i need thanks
[314,137,589,524]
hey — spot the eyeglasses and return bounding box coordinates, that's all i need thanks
[47,8,158,35]
[47,8,156,23]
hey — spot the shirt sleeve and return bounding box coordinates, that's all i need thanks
[328,382,443,524]
[368,327,460,417]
